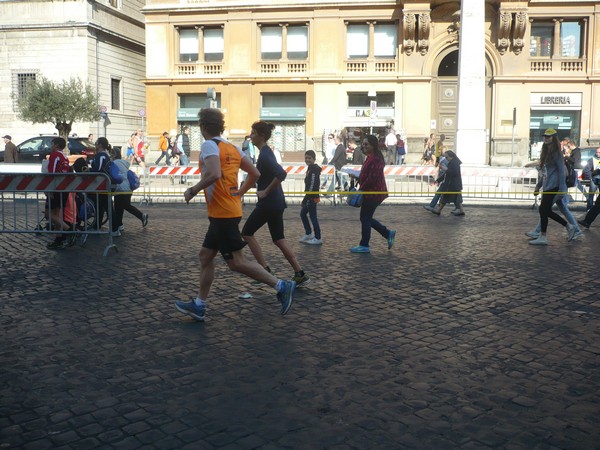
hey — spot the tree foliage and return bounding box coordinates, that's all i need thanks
[15,76,100,140]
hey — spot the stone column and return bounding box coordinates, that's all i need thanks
[455,0,487,165]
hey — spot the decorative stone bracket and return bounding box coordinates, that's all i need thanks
[403,11,430,55]
[497,9,527,55]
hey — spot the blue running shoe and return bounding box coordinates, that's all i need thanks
[387,230,396,249]
[350,245,370,253]
[276,280,295,315]
[175,299,205,321]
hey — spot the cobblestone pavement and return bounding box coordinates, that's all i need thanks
[1,202,599,449]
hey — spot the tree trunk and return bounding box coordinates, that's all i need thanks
[55,122,72,155]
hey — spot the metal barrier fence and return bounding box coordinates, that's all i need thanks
[0,172,117,256]
[7,161,579,207]
[79,164,589,208]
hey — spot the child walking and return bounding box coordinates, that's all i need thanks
[299,150,323,245]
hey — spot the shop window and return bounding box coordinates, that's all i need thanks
[260,24,308,60]
[179,28,199,62]
[346,23,397,59]
[530,20,584,58]
[348,92,394,108]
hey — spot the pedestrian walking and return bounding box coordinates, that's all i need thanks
[2,135,18,163]
[175,109,295,321]
[155,131,170,165]
[111,149,148,237]
[299,150,322,245]
[241,120,310,287]
[349,134,395,253]
[528,128,569,245]
[578,168,600,229]
[431,150,465,216]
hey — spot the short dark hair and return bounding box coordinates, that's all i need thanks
[251,121,276,142]
[305,150,316,158]
[199,108,225,136]
[51,137,66,149]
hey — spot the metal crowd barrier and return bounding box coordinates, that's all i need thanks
[0,172,117,256]
[136,163,589,207]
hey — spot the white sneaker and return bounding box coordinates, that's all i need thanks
[110,230,121,237]
[566,223,577,241]
[118,225,124,232]
[306,237,323,245]
[299,234,314,243]
[529,235,548,245]
[525,230,540,239]
[572,229,584,240]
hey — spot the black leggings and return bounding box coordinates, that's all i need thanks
[539,188,567,233]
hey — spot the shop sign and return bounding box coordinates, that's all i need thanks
[530,92,582,110]
[260,107,306,121]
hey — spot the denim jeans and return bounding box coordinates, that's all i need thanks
[359,200,390,247]
[300,200,321,239]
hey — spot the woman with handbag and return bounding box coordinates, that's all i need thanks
[349,134,395,253]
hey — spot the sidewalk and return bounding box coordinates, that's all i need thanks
[1,203,599,448]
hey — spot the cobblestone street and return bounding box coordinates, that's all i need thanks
[1,203,599,449]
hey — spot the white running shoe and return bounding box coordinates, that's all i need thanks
[566,223,577,241]
[299,234,314,243]
[305,237,323,245]
[572,229,584,240]
[525,230,540,239]
[529,235,548,245]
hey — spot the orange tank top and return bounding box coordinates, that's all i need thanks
[204,140,243,218]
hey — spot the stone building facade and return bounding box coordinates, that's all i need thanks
[0,0,145,151]
[142,0,600,166]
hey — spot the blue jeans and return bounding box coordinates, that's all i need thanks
[359,200,390,247]
[300,200,321,239]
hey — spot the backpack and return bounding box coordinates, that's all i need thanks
[127,169,140,191]
[565,158,576,188]
[103,159,123,184]
[171,137,181,156]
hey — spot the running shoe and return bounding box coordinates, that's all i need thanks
[529,235,548,246]
[350,245,370,253]
[293,273,311,288]
[276,280,295,315]
[142,213,149,227]
[299,234,314,243]
[387,230,396,249]
[525,230,540,239]
[305,238,323,245]
[175,299,206,321]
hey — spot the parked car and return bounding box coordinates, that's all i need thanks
[0,135,95,163]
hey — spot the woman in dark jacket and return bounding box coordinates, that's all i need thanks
[433,150,465,216]
[349,134,395,253]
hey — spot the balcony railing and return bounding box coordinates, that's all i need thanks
[176,63,223,77]
[346,59,397,73]
[529,58,586,73]
[259,61,308,75]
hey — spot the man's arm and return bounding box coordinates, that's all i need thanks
[184,155,221,203]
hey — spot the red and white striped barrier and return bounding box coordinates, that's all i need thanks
[149,166,201,176]
[0,173,109,192]
[281,164,538,178]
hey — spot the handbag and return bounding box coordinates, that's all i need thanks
[346,187,363,207]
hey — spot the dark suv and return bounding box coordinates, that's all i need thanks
[0,136,95,163]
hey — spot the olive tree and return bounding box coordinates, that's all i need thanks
[15,76,100,143]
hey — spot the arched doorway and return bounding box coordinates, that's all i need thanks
[432,49,493,161]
